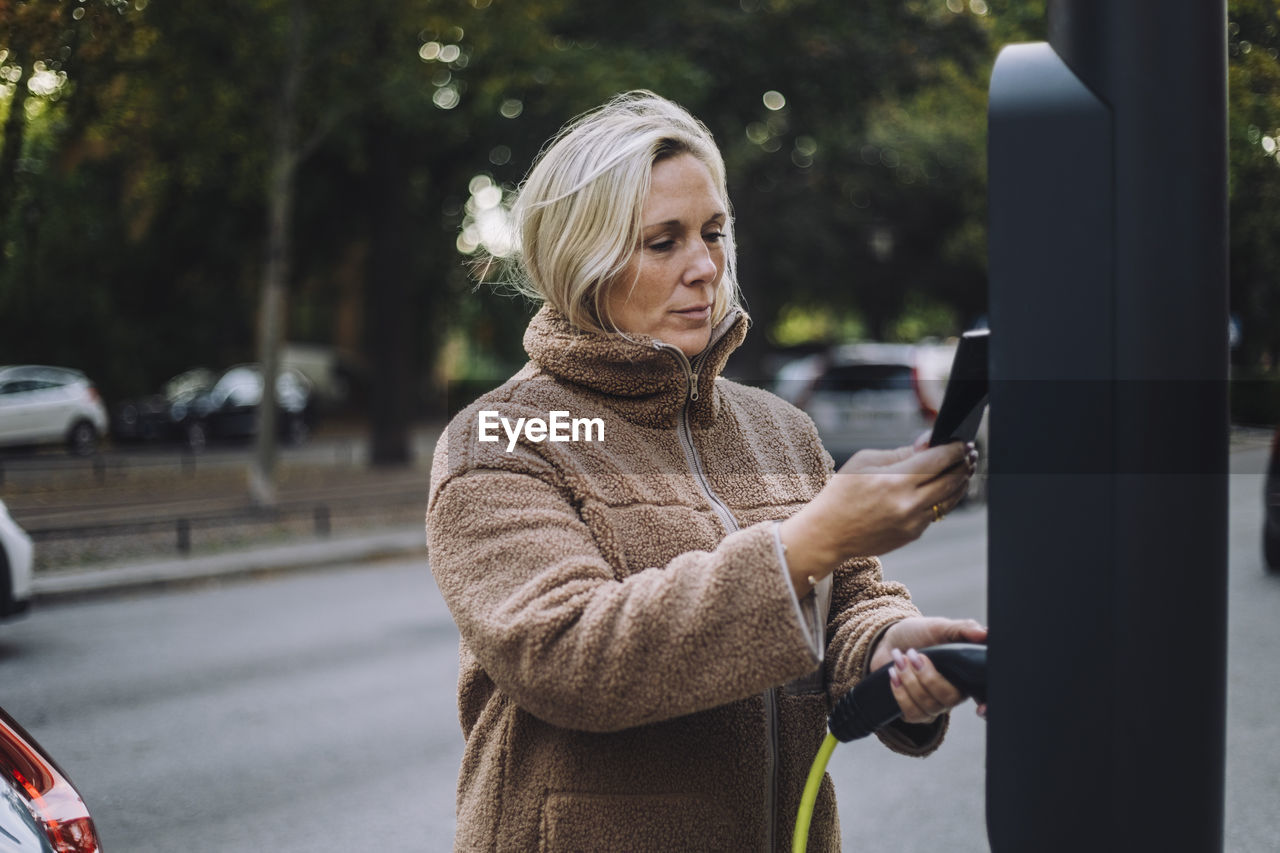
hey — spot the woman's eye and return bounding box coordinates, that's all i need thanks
[647,240,675,253]
[704,232,725,243]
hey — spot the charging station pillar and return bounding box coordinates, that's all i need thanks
[986,3,1228,851]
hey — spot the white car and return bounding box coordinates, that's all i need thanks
[776,339,988,502]
[0,365,109,455]
[0,499,33,620]
[776,341,957,459]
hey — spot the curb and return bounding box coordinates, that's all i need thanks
[31,526,426,600]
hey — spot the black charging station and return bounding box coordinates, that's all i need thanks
[986,3,1228,850]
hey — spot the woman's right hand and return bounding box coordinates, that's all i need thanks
[778,441,974,593]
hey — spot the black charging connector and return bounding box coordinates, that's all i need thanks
[828,643,987,742]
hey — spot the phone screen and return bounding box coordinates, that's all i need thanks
[928,329,989,447]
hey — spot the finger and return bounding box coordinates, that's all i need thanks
[906,649,966,709]
[865,444,919,466]
[890,674,942,725]
[976,703,988,720]
[886,442,966,478]
[942,464,973,509]
[887,663,931,724]
[913,430,932,451]
[949,619,988,644]
[905,616,987,647]
[918,463,971,517]
[932,449,973,488]
[891,649,952,721]
[836,444,916,473]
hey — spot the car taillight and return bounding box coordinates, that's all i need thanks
[87,386,102,406]
[911,366,938,421]
[0,714,103,853]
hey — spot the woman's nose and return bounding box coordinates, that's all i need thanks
[682,241,719,286]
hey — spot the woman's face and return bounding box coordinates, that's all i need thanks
[605,153,727,359]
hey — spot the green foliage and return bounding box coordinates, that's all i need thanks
[0,0,1274,419]
[770,304,868,348]
[1228,0,1280,372]
[889,293,961,343]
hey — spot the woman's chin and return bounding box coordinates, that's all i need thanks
[666,324,713,359]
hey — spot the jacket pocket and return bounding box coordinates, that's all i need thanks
[539,792,732,853]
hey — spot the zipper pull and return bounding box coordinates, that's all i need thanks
[689,372,699,401]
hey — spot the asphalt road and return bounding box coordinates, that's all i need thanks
[835,444,1280,853]
[0,445,1275,852]
[0,557,461,852]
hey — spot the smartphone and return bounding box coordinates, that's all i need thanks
[928,329,989,447]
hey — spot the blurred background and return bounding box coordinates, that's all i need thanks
[3,3,1280,851]
[2,0,1277,465]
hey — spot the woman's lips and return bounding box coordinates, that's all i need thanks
[673,305,711,320]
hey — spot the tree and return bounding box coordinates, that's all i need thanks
[5,0,1274,452]
[454,0,1000,374]
[1228,0,1280,371]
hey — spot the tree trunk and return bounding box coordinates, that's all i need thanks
[365,120,415,467]
[249,0,304,506]
[0,56,31,224]
[249,160,291,506]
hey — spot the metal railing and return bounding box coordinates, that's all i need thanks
[21,497,420,556]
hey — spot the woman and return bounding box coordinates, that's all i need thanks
[427,91,986,852]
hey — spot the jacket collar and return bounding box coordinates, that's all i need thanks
[522,305,749,429]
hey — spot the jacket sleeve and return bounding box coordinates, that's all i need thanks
[427,465,822,733]
[798,421,947,756]
[821,556,948,755]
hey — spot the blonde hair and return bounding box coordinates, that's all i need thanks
[508,90,742,333]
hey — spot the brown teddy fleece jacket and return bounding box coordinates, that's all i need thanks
[426,306,945,852]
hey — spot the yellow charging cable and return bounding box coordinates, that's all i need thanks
[791,732,839,853]
[792,645,986,852]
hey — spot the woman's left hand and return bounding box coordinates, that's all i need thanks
[868,616,988,724]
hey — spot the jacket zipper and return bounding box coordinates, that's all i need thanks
[655,337,781,852]
[655,342,739,535]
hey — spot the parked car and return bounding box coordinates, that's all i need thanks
[175,364,315,451]
[1266,423,1280,572]
[775,341,958,460]
[0,499,33,621]
[0,705,104,852]
[109,367,216,443]
[0,366,108,456]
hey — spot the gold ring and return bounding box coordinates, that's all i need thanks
[932,504,944,522]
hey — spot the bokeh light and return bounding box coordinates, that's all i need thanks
[458,175,516,259]
[433,86,460,109]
